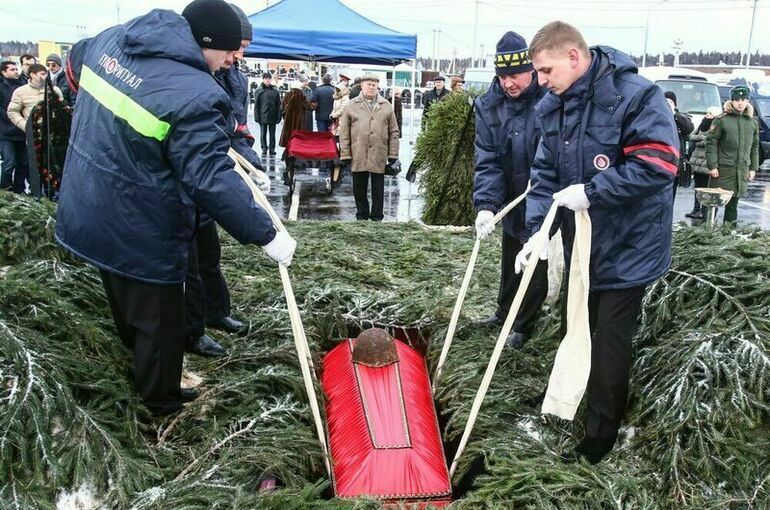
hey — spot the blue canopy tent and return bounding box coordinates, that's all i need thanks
[244,0,417,65]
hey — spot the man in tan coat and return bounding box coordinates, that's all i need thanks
[7,63,62,133]
[339,74,400,221]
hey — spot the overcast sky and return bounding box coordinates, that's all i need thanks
[1,0,767,61]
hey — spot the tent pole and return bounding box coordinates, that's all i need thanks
[407,59,417,205]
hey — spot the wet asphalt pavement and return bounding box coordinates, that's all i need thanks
[248,108,770,230]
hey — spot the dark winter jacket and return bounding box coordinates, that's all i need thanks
[217,64,262,171]
[422,86,450,122]
[688,118,712,175]
[51,70,74,106]
[706,101,759,198]
[63,37,91,107]
[527,46,679,291]
[0,76,24,140]
[254,83,281,124]
[672,110,694,174]
[55,9,276,284]
[474,74,545,240]
[312,83,336,123]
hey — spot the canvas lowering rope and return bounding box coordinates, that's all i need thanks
[541,209,592,420]
[228,148,332,478]
[449,203,592,478]
[432,182,532,393]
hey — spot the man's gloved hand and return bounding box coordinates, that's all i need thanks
[262,230,297,266]
[553,183,590,212]
[514,231,549,274]
[340,159,352,173]
[474,210,495,239]
[385,158,402,175]
[251,170,271,193]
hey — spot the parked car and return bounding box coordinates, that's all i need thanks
[638,67,722,133]
[463,67,496,92]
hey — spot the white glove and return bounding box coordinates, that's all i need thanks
[262,230,296,266]
[251,170,271,194]
[553,184,590,212]
[514,231,549,274]
[474,210,496,239]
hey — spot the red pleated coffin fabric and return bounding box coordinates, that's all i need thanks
[286,130,339,160]
[322,339,452,504]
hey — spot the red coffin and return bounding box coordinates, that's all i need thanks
[322,338,452,506]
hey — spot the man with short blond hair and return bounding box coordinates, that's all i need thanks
[528,20,589,60]
[517,20,679,464]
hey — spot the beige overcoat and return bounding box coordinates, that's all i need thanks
[338,94,399,174]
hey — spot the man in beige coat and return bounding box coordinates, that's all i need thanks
[7,63,63,132]
[338,74,400,221]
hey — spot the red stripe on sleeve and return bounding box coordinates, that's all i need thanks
[65,57,79,93]
[634,154,678,175]
[623,142,680,158]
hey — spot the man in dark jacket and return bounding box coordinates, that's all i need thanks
[19,54,36,85]
[664,91,694,201]
[0,60,27,192]
[45,54,74,106]
[473,31,548,349]
[181,2,268,358]
[55,0,297,417]
[520,21,678,464]
[254,72,281,155]
[312,73,336,132]
[421,76,449,125]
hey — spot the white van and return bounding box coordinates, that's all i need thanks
[638,66,722,131]
[463,67,496,92]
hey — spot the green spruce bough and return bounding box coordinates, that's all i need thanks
[414,92,477,227]
[0,193,768,509]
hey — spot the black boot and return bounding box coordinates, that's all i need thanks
[562,436,616,465]
[185,334,227,357]
[207,316,245,334]
[505,331,528,349]
[475,312,502,327]
[180,387,199,403]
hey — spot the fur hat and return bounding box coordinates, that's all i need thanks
[182,0,242,51]
[494,31,532,76]
[664,90,677,106]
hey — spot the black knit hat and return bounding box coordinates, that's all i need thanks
[731,85,751,100]
[664,90,677,106]
[182,0,242,51]
[229,3,253,41]
[494,31,533,76]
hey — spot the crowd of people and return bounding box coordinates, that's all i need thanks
[0,0,763,472]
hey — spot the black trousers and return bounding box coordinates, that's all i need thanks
[496,232,548,335]
[352,171,385,221]
[560,284,646,440]
[260,123,276,152]
[185,220,231,338]
[100,270,185,415]
[692,173,709,211]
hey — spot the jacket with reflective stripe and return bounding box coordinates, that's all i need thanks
[526,46,678,291]
[56,9,276,284]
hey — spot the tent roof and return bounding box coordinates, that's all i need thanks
[244,0,417,65]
